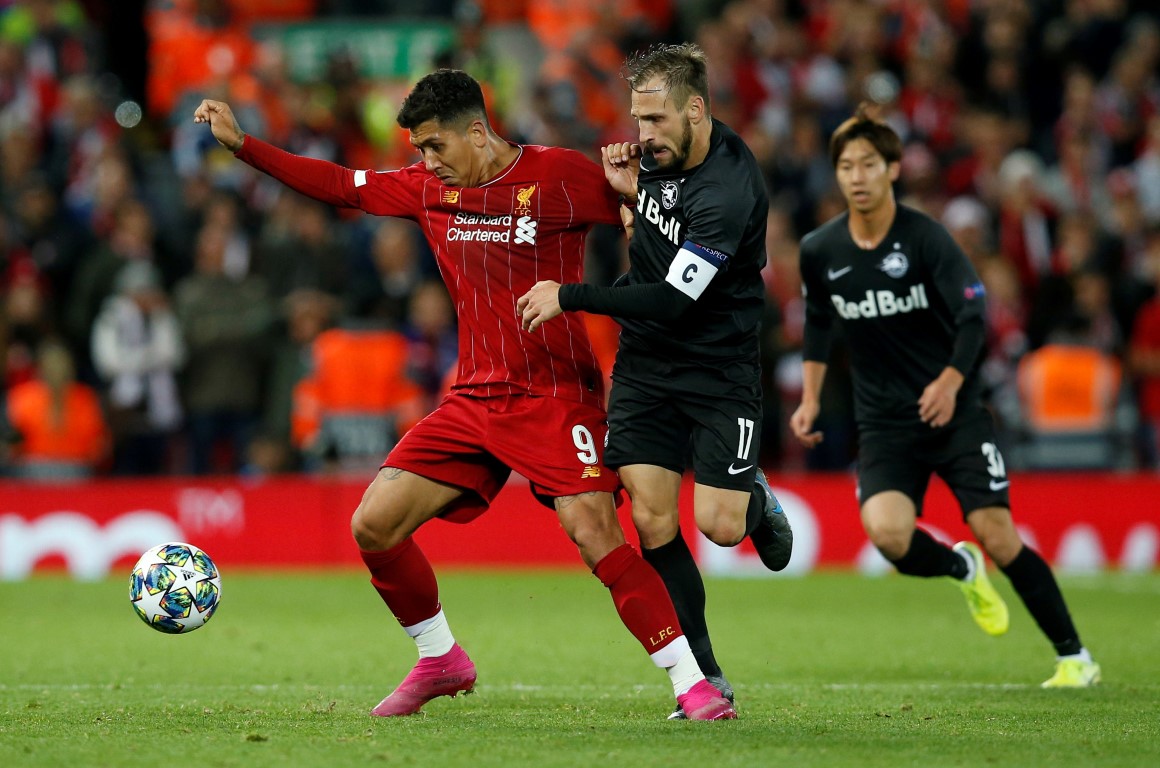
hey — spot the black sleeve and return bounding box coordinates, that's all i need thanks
[558,281,695,322]
[925,224,986,375]
[949,315,986,376]
[799,235,836,362]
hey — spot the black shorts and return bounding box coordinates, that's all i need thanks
[604,344,762,492]
[856,407,1011,519]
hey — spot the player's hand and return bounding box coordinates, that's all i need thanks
[193,99,246,153]
[620,204,635,240]
[516,280,563,332]
[918,366,964,428]
[601,142,641,198]
[790,401,824,448]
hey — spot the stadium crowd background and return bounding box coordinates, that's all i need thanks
[1,0,1159,480]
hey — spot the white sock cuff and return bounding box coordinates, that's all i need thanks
[402,609,445,638]
[1059,648,1093,663]
[958,548,976,582]
[649,635,691,669]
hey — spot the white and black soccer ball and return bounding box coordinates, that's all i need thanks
[129,542,222,634]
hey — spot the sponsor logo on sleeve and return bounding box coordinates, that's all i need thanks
[964,281,986,299]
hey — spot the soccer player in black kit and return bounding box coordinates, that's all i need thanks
[519,42,793,717]
[790,105,1099,687]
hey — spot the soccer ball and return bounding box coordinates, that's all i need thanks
[129,542,222,634]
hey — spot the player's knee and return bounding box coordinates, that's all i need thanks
[864,521,911,560]
[351,489,404,551]
[698,507,746,548]
[630,502,678,547]
[969,510,1021,566]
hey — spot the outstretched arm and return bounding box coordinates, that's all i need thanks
[193,98,363,209]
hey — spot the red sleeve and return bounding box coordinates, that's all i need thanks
[235,135,421,218]
[555,148,621,226]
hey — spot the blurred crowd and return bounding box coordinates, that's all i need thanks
[1,0,1159,480]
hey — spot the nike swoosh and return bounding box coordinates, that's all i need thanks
[727,463,754,475]
[989,479,1010,491]
[827,266,853,280]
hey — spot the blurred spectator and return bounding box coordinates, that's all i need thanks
[306,325,424,473]
[995,149,1056,295]
[174,223,275,474]
[1134,114,1160,225]
[90,260,184,475]
[402,278,457,413]
[254,193,347,301]
[1128,228,1160,469]
[47,76,123,227]
[346,217,428,325]
[1015,313,1129,470]
[1,254,52,389]
[3,338,108,480]
[145,0,256,120]
[65,197,158,363]
[8,171,90,307]
[941,195,993,267]
[434,0,522,132]
[261,287,338,469]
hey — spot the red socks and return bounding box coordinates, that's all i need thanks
[362,539,685,661]
[359,538,440,628]
[594,543,684,656]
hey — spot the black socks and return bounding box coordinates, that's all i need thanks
[1001,546,1083,656]
[889,527,969,579]
[642,532,723,678]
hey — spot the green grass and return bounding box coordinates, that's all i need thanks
[2,569,1158,767]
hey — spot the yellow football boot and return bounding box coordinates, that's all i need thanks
[952,541,1009,637]
[1041,658,1102,688]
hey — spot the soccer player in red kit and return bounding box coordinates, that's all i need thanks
[194,70,734,720]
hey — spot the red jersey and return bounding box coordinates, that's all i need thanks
[237,137,621,408]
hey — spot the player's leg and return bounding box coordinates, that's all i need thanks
[352,468,479,717]
[621,464,733,711]
[860,491,973,582]
[354,395,509,716]
[685,384,792,571]
[857,430,968,576]
[497,393,732,720]
[606,377,736,715]
[554,487,734,720]
[966,506,1099,686]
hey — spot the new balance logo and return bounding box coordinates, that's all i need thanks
[581,466,602,479]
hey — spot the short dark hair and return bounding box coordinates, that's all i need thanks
[623,43,710,112]
[829,102,903,167]
[397,69,489,131]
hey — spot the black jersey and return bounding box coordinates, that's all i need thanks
[800,204,987,429]
[614,120,768,360]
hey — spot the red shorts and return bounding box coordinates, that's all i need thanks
[383,392,621,522]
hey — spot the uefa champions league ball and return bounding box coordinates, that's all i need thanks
[129,542,222,634]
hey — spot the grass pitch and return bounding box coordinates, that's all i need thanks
[1,568,1158,767]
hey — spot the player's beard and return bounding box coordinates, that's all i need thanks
[651,116,694,169]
